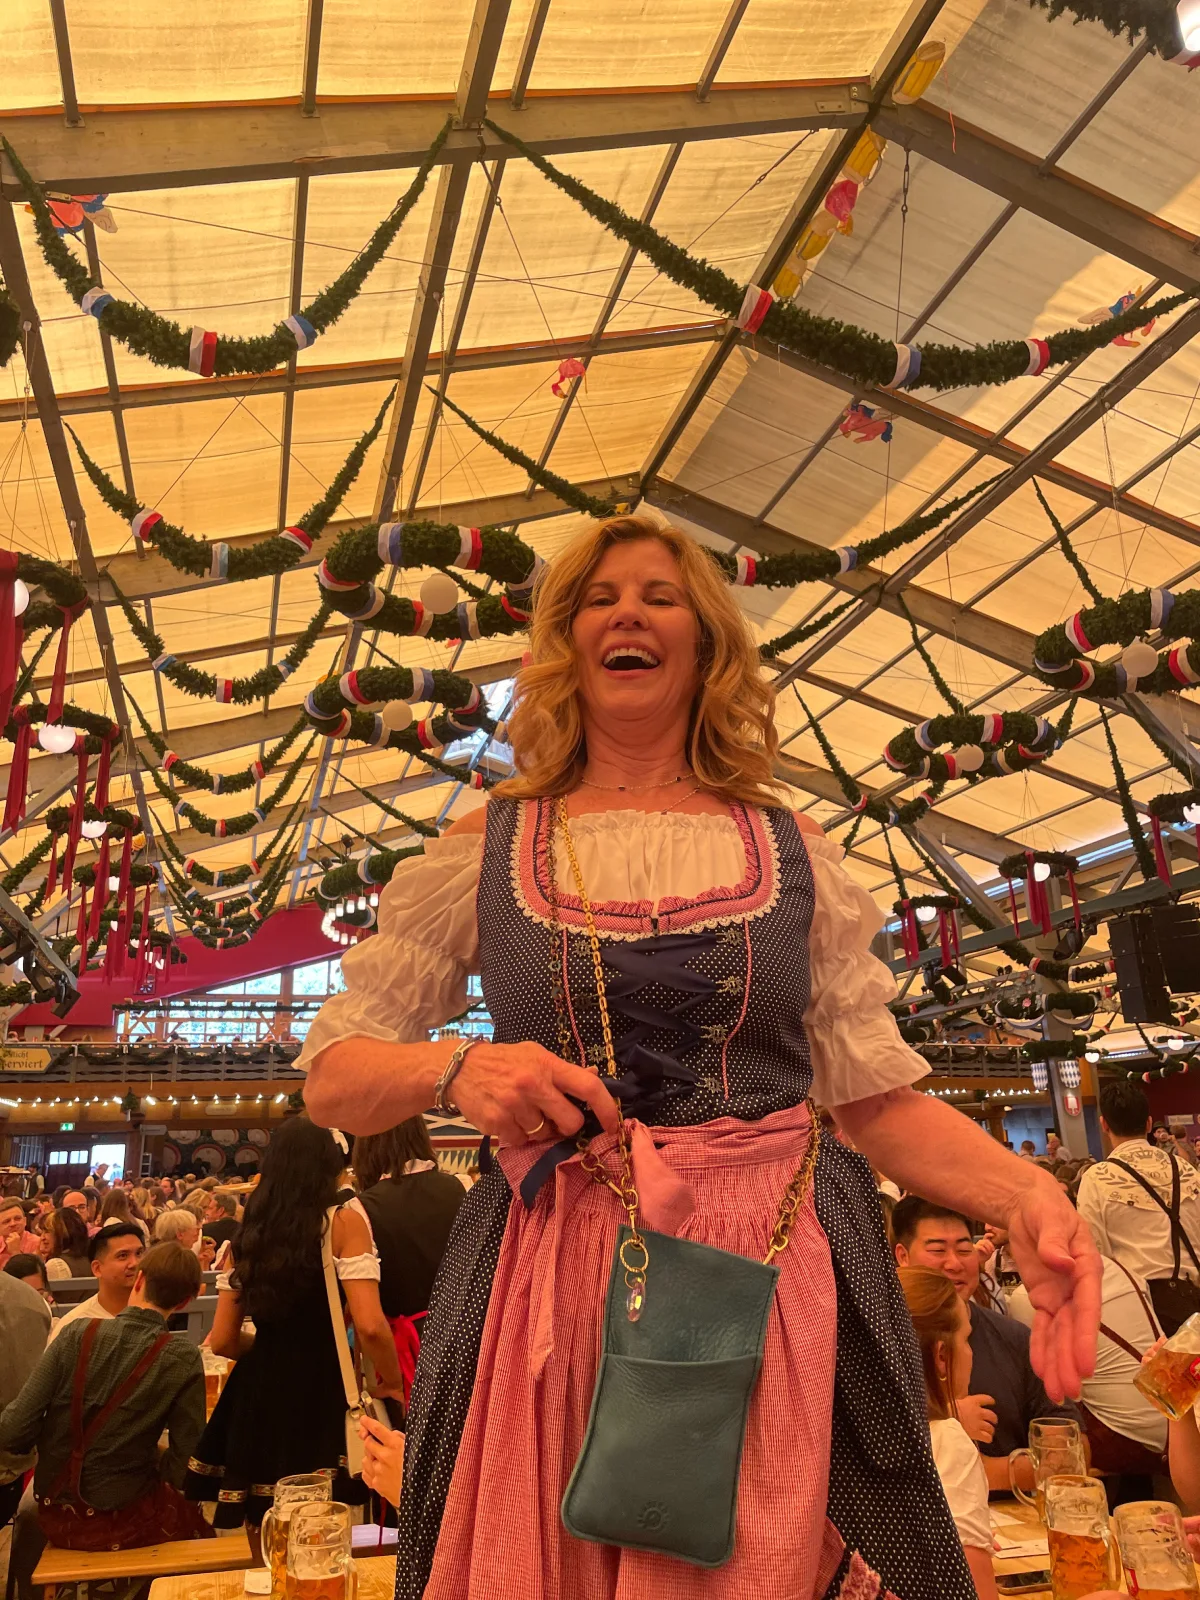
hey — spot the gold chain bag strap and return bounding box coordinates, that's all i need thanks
[553,796,821,1567]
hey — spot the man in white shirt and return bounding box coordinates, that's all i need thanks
[1077,1081,1200,1317]
[47,1223,144,1344]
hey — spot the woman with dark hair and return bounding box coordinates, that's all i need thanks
[352,1119,466,1402]
[45,1206,89,1277]
[183,1116,404,1534]
[100,1186,150,1243]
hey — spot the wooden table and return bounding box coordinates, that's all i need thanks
[148,1555,397,1600]
[35,1533,252,1599]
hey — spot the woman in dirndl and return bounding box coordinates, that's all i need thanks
[300,515,1101,1600]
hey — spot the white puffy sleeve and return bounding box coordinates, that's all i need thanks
[802,832,930,1107]
[296,834,483,1069]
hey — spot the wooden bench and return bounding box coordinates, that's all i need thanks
[32,1530,252,1600]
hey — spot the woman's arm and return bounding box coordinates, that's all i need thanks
[306,1035,619,1144]
[962,1545,999,1600]
[1169,1415,1200,1510]
[331,1208,405,1400]
[209,1288,252,1360]
[834,1086,1101,1401]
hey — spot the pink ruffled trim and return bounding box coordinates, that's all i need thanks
[519,798,777,934]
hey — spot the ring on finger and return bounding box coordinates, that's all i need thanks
[522,1114,548,1138]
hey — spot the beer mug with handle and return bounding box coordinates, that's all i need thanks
[1044,1476,1119,1600]
[287,1501,356,1600]
[1009,1417,1086,1516]
[261,1474,333,1600]
[1114,1500,1200,1598]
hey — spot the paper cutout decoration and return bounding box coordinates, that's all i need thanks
[551,357,586,397]
[1079,288,1157,348]
[839,403,894,444]
[35,193,117,237]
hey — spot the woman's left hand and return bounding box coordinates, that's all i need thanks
[357,1415,404,1508]
[1004,1176,1102,1403]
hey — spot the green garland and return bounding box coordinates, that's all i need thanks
[882,706,1071,786]
[5,699,119,753]
[0,832,53,895]
[1148,789,1200,824]
[4,124,450,375]
[71,861,156,891]
[1031,479,1104,605]
[891,892,959,915]
[800,696,945,827]
[45,800,140,837]
[303,701,496,783]
[72,389,392,585]
[1030,0,1185,55]
[998,849,1081,880]
[338,774,440,837]
[144,738,315,837]
[1022,1036,1089,1061]
[317,843,426,901]
[897,596,964,713]
[760,598,859,659]
[0,288,20,370]
[435,390,628,519]
[126,694,308,794]
[482,118,1195,393]
[1032,585,1200,697]
[0,981,33,1007]
[306,664,494,724]
[158,791,307,884]
[12,554,87,612]
[1100,707,1157,881]
[113,582,333,705]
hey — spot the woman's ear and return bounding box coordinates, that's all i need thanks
[932,1339,950,1386]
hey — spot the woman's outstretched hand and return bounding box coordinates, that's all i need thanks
[453,1040,620,1146]
[1005,1176,1103,1403]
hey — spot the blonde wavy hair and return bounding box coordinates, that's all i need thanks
[497,515,782,807]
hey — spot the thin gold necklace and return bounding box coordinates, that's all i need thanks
[578,770,692,793]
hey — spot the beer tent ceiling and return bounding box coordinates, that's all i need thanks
[2,0,1199,976]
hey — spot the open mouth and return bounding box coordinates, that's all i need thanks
[602,645,661,672]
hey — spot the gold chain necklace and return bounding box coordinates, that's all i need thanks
[578,771,691,793]
[550,796,822,1321]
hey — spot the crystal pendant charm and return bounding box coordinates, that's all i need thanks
[626,1281,645,1322]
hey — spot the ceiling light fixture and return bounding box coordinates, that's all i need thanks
[1180,0,1200,52]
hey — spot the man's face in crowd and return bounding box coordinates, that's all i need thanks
[895,1215,980,1303]
[175,1218,199,1250]
[92,1233,144,1293]
[0,1201,26,1245]
[205,1194,224,1223]
[63,1192,88,1218]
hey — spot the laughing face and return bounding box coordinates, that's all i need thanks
[571,539,701,737]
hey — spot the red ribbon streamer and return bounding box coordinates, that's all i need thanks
[133,880,153,993]
[2,708,32,834]
[1026,851,1052,936]
[1007,879,1022,937]
[1151,816,1172,886]
[87,834,111,944]
[93,737,112,812]
[46,602,87,724]
[75,882,89,980]
[0,551,24,732]
[59,741,90,891]
[899,899,919,962]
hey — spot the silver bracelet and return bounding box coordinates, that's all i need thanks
[433,1036,480,1117]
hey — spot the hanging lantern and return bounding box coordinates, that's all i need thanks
[1122,639,1160,685]
[419,572,460,614]
[12,579,28,618]
[953,744,984,773]
[81,818,107,840]
[38,723,76,754]
[380,700,414,732]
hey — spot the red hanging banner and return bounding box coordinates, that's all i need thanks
[59,739,90,890]
[1,708,33,834]
[1150,816,1173,886]
[0,551,24,732]
[45,602,88,724]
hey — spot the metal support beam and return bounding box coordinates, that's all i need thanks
[0,321,722,427]
[874,100,1200,292]
[301,0,325,118]
[908,825,1008,927]
[696,1,750,100]
[0,199,162,866]
[510,0,551,109]
[0,84,864,196]
[47,0,81,128]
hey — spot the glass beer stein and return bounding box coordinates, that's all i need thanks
[261,1475,333,1600]
[287,1501,356,1600]
[1008,1417,1086,1518]
[1114,1500,1200,1599]
[1044,1475,1119,1600]
[1136,1314,1200,1421]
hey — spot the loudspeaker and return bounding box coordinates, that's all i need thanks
[1150,902,1200,995]
[1108,912,1173,1023]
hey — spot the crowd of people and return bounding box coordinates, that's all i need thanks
[0,1073,1198,1598]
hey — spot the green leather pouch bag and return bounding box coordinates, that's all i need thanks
[560,1225,780,1567]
